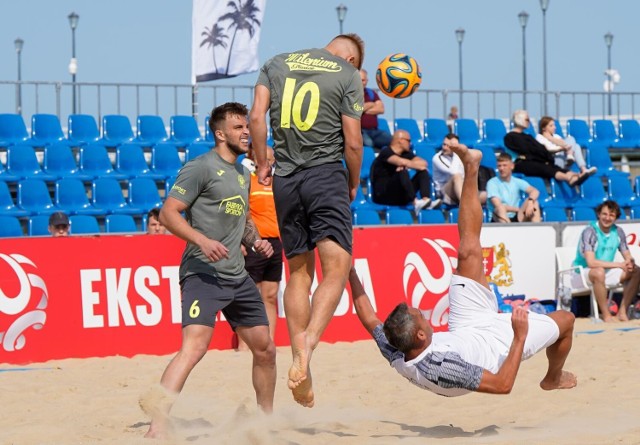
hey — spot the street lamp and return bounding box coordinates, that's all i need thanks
[604,32,614,116]
[455,28,465,117]
[14,38,24,116]
[518,11,529,110]
[68,11,79,114]
[336,4,347,35]
[540,0,550,114]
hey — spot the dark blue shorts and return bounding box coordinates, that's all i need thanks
[244,237,283,283]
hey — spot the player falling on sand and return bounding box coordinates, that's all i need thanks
[349,144,577,396]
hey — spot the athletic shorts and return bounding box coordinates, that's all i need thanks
[447,275,559,362]
[576,267,623,288]
[244,237,283,283]
[180,273,268,330]
[273,162,352,258]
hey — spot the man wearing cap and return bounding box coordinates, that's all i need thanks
[48,212,70,237]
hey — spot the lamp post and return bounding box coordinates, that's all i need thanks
[336,4,347,35]
[68,12,79,114]
[455,28,465,117]
[540,0,549,114]
[604,32,614,116]
[518,11,529,110]
[14,38,24,116]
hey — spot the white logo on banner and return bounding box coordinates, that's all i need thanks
[0,253,48,352]
[403,238,458,328]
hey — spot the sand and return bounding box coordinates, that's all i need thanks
[1,317,639,445]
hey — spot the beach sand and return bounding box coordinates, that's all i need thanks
[1,318,639,445]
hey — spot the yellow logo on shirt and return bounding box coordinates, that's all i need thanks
[217,169,225,176]
[219,195,246,217]
[285,53,342,72]
[237,175,246,189]
[171,184,186,195]
[353,102,363,112]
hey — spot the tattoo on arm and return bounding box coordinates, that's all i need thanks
[242,220,261,249]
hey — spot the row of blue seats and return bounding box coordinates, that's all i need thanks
[0,214,147,238]
[0,143,207,183]
[0,177,167,218]
[0,113,214,148]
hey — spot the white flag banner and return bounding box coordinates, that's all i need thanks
[192,0,267,83]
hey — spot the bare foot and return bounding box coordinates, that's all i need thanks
[540,370,577,390]
[287,332,309,390]
[618,311,630,322]
[139,387,175,439]
[292,368,315,408]
[602,316,620,323]
[450,143,482,165]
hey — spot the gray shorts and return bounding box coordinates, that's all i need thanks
[180,273,269,330]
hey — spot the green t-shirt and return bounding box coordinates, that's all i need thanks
[256,47,364,176]
[169,149,250,280]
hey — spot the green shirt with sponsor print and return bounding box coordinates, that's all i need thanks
[169,149,250,280]
[256,47,364,176]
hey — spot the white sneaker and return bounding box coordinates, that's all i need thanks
[585,166,598,176]
[427,198,442,210]
[414,198,430,215]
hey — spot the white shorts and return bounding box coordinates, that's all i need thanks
[448,275,560,363]
[577,268,623,288]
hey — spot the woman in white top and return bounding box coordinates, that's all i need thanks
[536,116,597,177]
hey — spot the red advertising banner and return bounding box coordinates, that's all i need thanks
[0,225,459,365]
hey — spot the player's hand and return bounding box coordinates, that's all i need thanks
[257,163,272,186]
[253,239,274,258]
[199,239,229,262]
[349,185,358,202]
[511,306,529,341]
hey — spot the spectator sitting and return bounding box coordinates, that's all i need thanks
[146,208,168,234]
[536,116,597,177]
[448,105,459,120]
[487,152,541,223]
[370,130,440,214]
[360,69,392,151]
[504,110,590,187]
[432,133,465,205]
[48,212,70,237]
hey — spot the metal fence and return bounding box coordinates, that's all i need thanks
[2,79,639,128]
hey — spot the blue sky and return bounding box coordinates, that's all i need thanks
[0,0,636,121]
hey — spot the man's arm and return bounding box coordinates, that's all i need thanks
[342,114,364,202]
[386,154,428,171]
[475,307,528,394]
[249,84,272,186]
[584,250,625,270]
[363,98,384,116]
[160,197,229,262]
[242,214,273,258]
[349,267,382,335]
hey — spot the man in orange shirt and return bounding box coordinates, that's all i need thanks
[238,146,282,349]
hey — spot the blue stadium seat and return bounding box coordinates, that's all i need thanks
[447,208,459,223]
[630,206,640,220]
[477,145,497,170]
[542,207,568,222]
[185,142,213,162]
[0,181,29,217]
[105,214,138,233]
[453,119,482,147]
[116,144,164,180]
[394,118,423,143]
[351,185,383,212]
[592,119,627,149]
[586,142,628,178]
[607,175,638,208]
[577,176,607,208]
[92,178,143,215]
[136,115,169,146]
[0,114,30,146]
[68,114,101,146]
[17,179,58,215]
[423,118,449,148]
[414,145,436,174]
[616,120,640,148]
[79,144,128,180]
[7,145,57,181]
[28,215,51,236]
[170,115,203,147]
[102,115,136,146]
[554,119,566,138]
[151,143,182,179]
[0,216,24,238]
[165,175,177,196]
[480,119,507,150]
[418,209,446,224]
[522,176,561,208]
[43,143,92,181]
[352,208,381,226]
[128,177,163,212]
[566,119,592,148]
[70,215,100,235]
[204,115,213,142]
[359,145,376,181]
[378,117,392,136]
[571,206,596,222]
[30,114,67,146]
[55,178,103,215]
[0,161,21,182]
[386,208,414,225]
[550,179,579,209]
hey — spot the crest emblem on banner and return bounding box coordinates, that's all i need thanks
[483,242,514,287]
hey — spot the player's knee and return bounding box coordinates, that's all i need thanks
[590,267,606,282]
[252,340,276,366]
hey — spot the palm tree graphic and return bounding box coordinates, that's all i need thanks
[200,23,228,74]
[219,0,262,76]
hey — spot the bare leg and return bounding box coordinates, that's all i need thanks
[588,267,616,322]
[143,325,213,438]
[236,325,277,413]
[540,311,578,390]
[618,266,640,321]
[236,280,280,350]
[449,144,487,288]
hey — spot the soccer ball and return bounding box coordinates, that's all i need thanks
[375,53,422,99]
